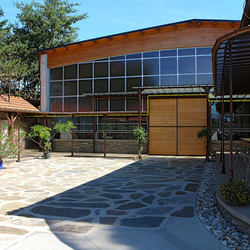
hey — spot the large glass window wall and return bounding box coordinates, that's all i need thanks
[50,47,212,112]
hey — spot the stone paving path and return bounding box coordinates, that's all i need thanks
[0,154,205,249]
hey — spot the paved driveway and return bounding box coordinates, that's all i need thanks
[0,154,228,250]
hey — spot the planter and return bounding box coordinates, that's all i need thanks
[0,161,3,170]
[43,151,51,159]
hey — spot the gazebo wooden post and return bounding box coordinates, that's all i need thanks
[10,113,13,131]
[104,114,107,158]
[71,114,74,157]
[229,39,234,180]
[17,113,21,162]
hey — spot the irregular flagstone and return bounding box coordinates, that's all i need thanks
[103,189,136,193]
[116,202,147,210]
[141,195,156,204]
[184,183,199,192]
[0,202,28,215]
[0,226,29,235]
[130,193,144,200]
[99,217,117,225]
[52,224,93,234]
[170,206,194,218]
[157,191,171,197]
[48,202,110,208]
[165,185,182,191]
[114,200,130,204]
[136,206,174,215]
[100,193,123,199]
[176,191,188,195]
[158,193,196,205]
[106,210,127,215]
[31,206,91,218]
[120,216,165,228]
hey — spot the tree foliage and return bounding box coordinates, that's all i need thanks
[11,0,88,90]
[0,7,28,90]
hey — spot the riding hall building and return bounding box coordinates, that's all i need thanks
[37,19,241,156]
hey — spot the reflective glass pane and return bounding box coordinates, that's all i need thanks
[50,67,62,80]
[178,48,195,56]
[127,99,139,111]
[79,80,92,94]
[143,76,159,86]
[94,79,108,93]
[64,81,77,96]
[143,51,159,58]
[64,97,77,112]
[95,58,108,61]
[126,60,141,76]
[197,56,212,73]
[127,77,141,91]
[143,59,159,75]
[110,99,125,111]
[64,64,77,79]
[126,53,142,59]
[197,74,213,84]
[50,81,62,96]
[197,47,212,55]
[110,78,125,92]
[94,62,108,77]
[178,57,195,73]
[98,100,108,111]
[161,76,177,86]
[179,75,195,85]
[50,98,62,112]
[79,63,92,78]
[110,61,125,77]
[110,55,125,60]
[161,58,177,74]
[79,97,92,112]
[160,50,177,57]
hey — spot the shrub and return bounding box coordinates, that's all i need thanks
[219,178,250,205]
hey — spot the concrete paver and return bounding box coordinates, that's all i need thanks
[0,152,228,250]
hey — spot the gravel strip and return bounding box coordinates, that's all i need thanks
[196,162,250,250]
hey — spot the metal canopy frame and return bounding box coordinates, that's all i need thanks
[213,24,250,180]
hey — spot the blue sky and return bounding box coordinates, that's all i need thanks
[0,0,245,42]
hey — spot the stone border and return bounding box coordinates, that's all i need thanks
[217,193,250,235]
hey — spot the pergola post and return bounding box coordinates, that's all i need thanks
[138,89,142,127]
[10,113,13,131]
[229,39,234,180]
[71,114,74,157]
[17,113,21,162]
[93,97,96,153]
[221,78,225,173]
[103,114,107,158]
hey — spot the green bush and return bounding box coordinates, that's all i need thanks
[219,178,250,205]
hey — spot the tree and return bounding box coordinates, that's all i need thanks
[0,7,28,93]
[12,0,88,90]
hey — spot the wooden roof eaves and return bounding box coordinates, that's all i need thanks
[38,19,240,55]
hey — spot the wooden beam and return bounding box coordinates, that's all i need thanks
[17,113,21,162]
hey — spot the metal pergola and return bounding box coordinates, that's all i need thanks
[212,24,250,179]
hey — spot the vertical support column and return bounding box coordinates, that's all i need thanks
[10,113,13,131]
[71,115,74,157]
[229,39,234,180]
[17,113,21,162]
[103,114,107,158]
[43,115,47,127]
[221,78,225,173]
[138,89,142,127]
[93,98,96,153]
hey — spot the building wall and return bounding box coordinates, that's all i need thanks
[53,139,148,154]
[42,22,239,68]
